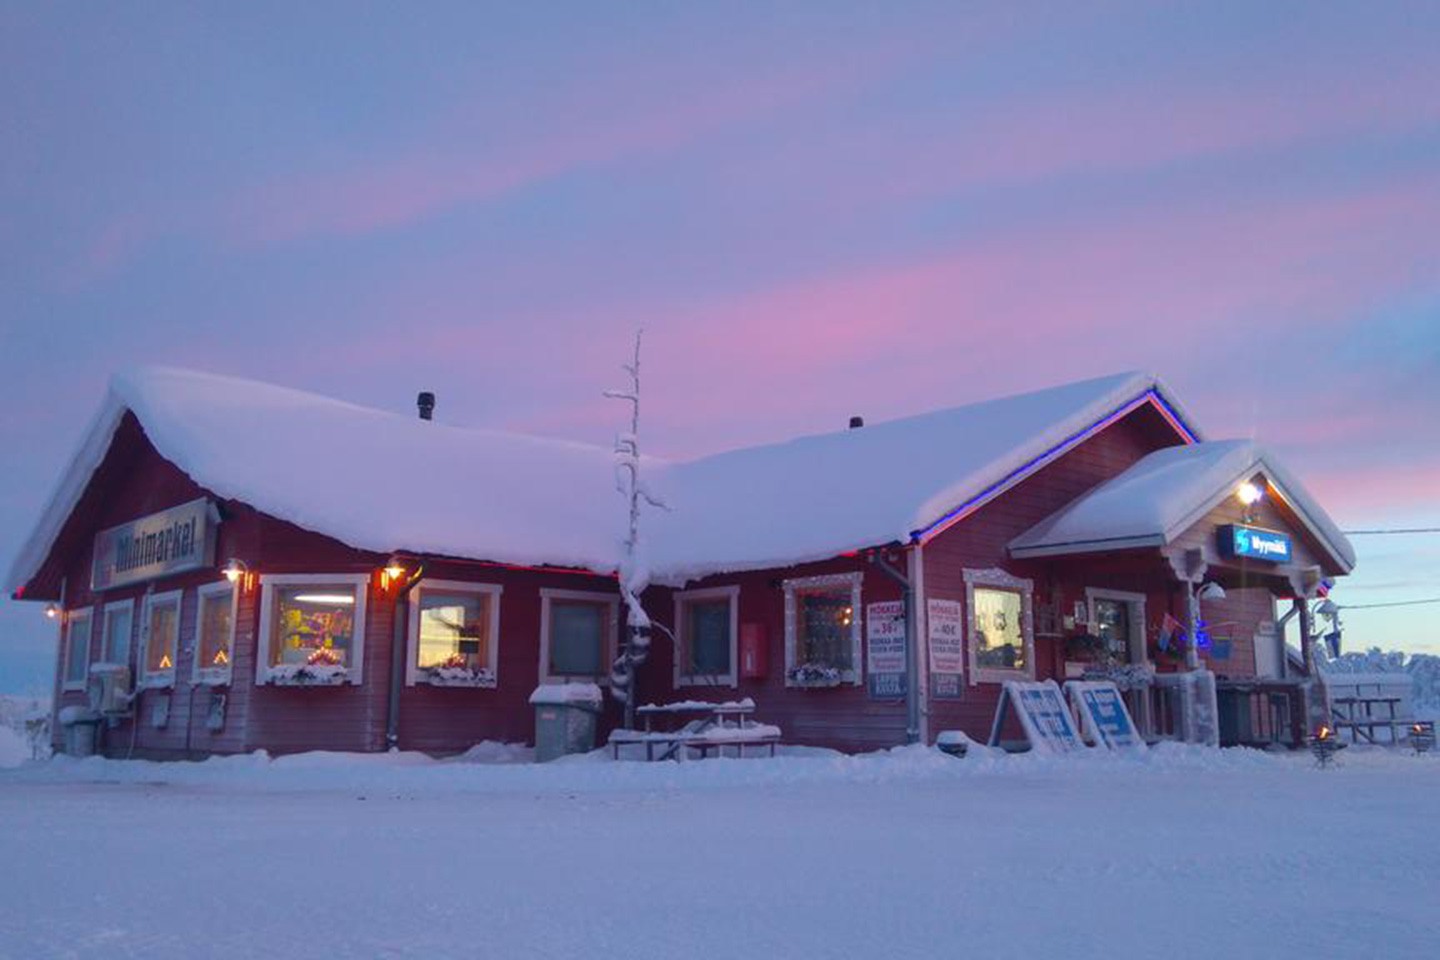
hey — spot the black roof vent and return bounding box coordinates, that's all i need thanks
[417,391,435,421]
[849,416,864,429]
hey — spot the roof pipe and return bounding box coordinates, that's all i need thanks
[868,547,920,745]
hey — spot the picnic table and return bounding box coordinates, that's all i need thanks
[609,698,781,761]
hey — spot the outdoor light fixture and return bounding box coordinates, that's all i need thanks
[384,559,406,581]
[1197,581,1227,602]
[1237,480,1263,523]
[44,603,60,620]
[1315,599,1340,619]
[223,558,249,583]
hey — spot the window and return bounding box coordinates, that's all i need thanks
[195,581,236,685]
[256,574,369,685]
[674,586,739,687]
[406,580,502,687]
[100,599,134,667]
[140,591,181,688]
[61,607,94,691]
[964,568,1034,683]
[783,573,863,687]
[539,589,619,684]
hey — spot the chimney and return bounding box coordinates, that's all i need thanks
[417,391,435,421]
[849,416,864,429]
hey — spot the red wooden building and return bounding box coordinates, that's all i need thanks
[7,368,1354,758]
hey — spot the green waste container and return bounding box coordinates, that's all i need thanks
[529,683,603,762]
[58,705,101,757]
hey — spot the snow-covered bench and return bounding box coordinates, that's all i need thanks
[609,699,781,761]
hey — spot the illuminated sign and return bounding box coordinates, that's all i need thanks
[91,498,217,591]
[1218,524,1292,564]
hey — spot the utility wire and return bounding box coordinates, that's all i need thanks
[1343,527,1440,535]
[1338,597,1440,610]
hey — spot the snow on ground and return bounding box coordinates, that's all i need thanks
[1,744,1437,959]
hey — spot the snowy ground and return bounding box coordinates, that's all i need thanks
[1,743,1438,960]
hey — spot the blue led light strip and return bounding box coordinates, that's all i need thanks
[911,390,1197,543]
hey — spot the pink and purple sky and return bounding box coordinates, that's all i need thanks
[1,4,1437,692]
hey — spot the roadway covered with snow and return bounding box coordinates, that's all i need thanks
[1,744,1436,959]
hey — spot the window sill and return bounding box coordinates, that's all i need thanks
[676,675,738,689]
[970,668,1033,685]
[194,671,232,687]
[785,667,856,689]
[139,675,176,691]
[264,665,351,687]
[418,668,497,688]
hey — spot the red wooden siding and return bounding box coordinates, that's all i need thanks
[923,402,1188,743]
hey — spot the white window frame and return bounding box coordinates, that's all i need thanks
[100,598,136,669]
[406,579,503,688]
[61,606,94,692]
[538,588,619,685]
[1084,587,1149,668]
[965,568,1035,685]
[139,590,182,689]
[194,580,238,686]
[783,572,864,688]
[673,585,740,688]
[256,573,370,686]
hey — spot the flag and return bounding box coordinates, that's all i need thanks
[1158,613,1183,651]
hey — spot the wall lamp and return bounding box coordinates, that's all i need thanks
[44,603,60,620]
[1196,581,1227,602]
[1237,481,1263,523]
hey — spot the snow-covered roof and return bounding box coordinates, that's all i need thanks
[6,367,1200,594]
[647,372,1197,580]
[1008,439,1355,571]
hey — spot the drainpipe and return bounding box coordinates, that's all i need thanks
[385,563,426,751]
[868,548,920,745]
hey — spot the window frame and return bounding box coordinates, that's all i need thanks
[405,579,503,688]
[194,580,238,686]
[783,572,864,688]
[139,589,182,689]
[61,606,94,692]
[964,567,1035,685]
[256,573,370,686]
[1084,586,1149,668]
[673,585,740,688]
[538,588,619,685]
[100,598,136,669]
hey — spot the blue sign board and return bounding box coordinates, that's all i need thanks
[1219,524,1292,563]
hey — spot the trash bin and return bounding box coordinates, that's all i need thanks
[57,705,102,757]
[936,729,972,758]
[529,683,603,762]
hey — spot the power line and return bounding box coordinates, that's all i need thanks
[1343,527,1440,535]
[1339,597,1440,611]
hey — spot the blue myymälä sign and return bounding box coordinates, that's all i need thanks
[1219,524,1292,563]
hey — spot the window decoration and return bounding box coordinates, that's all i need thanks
[256,574,369,686]
[62,607,94,691]
[100,599,134,668]
[539,589,619,684]
[783,573,863,688]
[674,586,739,687]
[964,568,1035,684]
[140,591,181,688]
[406,580,502,687]
[194,581,236,685]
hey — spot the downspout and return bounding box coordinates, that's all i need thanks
[385,562,426,752]
[869,548,920,745]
